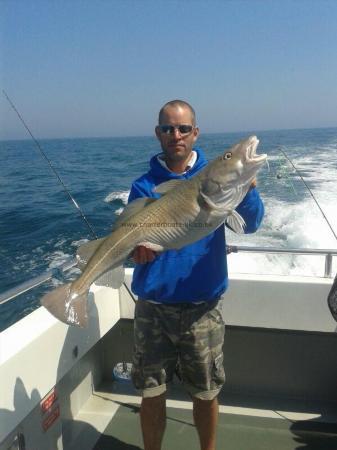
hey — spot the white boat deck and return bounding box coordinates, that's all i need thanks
[1,267,337,449]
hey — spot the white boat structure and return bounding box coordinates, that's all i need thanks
[1,246,337,450]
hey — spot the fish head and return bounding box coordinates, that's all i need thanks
[201,136,267,207]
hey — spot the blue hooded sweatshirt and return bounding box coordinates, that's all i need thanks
[128,147,264,304]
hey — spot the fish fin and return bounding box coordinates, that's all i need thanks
[138,242,165,252]
[226,211,246,234]
[76,237,106,270]
[114,197,156,228]
[154,179,186,194]
[95,265,125,288]
[327,274,337,322]
[41,282,89,327]
[199,192,222,211]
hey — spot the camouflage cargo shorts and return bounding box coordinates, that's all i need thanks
[132,299,225,400]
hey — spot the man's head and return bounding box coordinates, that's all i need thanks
[155,100,200,171]
[158,100,196,126]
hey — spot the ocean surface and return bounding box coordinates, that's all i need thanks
[1,128,337,331]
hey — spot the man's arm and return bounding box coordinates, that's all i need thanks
[235,182,264,234]
[128,181,151,203]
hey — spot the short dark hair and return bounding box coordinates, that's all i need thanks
[158,100,196,126]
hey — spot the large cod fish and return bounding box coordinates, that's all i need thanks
[42,136,267,327]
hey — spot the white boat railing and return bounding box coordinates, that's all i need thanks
[0,246,336,307]
[0,258,78,306]
[226,245,337,278]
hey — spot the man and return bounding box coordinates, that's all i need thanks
[128,100,264,450]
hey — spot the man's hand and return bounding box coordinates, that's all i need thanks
[133,246,157,264]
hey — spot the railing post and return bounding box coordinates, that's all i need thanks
[324,254,333,278]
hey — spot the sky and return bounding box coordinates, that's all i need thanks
[1,0,337,140]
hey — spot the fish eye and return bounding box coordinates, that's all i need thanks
[223,152,232,160]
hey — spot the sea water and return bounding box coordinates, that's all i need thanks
[1,128,337,331]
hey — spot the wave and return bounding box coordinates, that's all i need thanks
[104,190,130,205]
[115,207,124,215]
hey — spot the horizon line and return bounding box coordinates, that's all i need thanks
[1,125,337,143]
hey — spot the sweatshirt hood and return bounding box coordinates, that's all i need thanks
[148,147,208,182]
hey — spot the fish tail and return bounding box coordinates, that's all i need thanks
[41,282,89,327]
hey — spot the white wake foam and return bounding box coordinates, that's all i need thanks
[227,140,337,278]
[104,190,130,204]
[115,207,124,215]
[47,247,81,285]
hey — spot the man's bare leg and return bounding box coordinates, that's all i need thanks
[193,397,218,450]
[140,393,166,450]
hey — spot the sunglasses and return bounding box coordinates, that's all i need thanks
[158,124,194,135]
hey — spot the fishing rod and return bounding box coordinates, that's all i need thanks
[277,145,337,321]
[3,90,137,304]
[277,146,337,242]
[3,90,98,240]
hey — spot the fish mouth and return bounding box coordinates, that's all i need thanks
[245,136,267,165]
